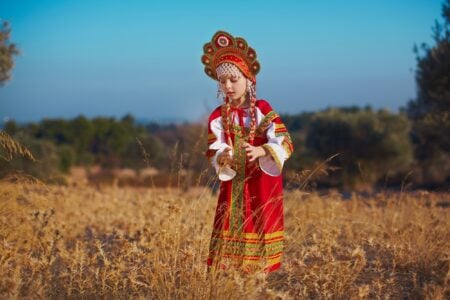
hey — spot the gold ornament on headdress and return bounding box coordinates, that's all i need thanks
[201,30,260,83]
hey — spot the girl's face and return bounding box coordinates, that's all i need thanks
[219,73,247,103]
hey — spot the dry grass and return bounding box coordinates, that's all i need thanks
[0,181,448,299]
[0,131,35,162]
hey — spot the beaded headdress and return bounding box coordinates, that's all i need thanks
[201,31,260,84]
[201,31,261,146]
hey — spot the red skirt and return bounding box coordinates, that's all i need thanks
[207,136,284,273]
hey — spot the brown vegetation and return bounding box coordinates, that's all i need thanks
[0,181,448,299]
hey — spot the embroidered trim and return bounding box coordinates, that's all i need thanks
[274,123,288,136]
[212,230,284,240]
[282,135,294,158]
[230,124,246,233]
[256,111,279,135]
[207,133,217,145]
[209,246,283,257]
[208,230,284,270]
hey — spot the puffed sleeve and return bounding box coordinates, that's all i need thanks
[205,107,234,180]
[256,101,294,176]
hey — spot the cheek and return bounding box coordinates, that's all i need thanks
[236,81,247,94]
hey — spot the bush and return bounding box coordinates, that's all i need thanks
[305,108,413,189]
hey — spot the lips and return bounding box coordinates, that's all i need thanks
[227,92,235,96]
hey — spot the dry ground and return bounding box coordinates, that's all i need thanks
[0,181,448,299]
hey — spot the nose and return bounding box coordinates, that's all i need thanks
[224,79,232,90]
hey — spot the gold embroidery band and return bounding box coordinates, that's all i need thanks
[212,230,283,240]
[208,133,217,144]
[274,123,287,134]
[256,111,279,134]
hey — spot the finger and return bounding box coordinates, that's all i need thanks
[223,149,233,157]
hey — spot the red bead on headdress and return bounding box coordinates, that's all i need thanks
[201,31,260,83]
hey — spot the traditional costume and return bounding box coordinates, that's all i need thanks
[201,31,293,273]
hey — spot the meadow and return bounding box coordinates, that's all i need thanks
[0,180,448,299]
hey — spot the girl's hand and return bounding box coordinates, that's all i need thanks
[217,148,233,167]
[241,142,267,162]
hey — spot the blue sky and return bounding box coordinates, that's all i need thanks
[0,0,444,123]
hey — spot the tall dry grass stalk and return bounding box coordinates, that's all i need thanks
[0,179,448,299]
[0,130,35,162]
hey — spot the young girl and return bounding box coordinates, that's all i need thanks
[201,31,293,273]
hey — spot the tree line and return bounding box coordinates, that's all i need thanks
[0,101,446,190]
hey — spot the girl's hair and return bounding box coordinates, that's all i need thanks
[248,93,257,145]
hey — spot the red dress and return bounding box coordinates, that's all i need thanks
[205,99,293,273]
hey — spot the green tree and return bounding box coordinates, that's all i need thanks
[69,115,95,164]
[306,108,413,189]
[281,112,314,173]
[89,116,149,168]
[406,0,450,188]
[36,119,72,144]
[0,21,19,85]
[58,144,76,173]
[123,134,166,170]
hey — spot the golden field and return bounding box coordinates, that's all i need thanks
[0,181,448,299]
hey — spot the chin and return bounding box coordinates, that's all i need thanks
[230,95,245,101]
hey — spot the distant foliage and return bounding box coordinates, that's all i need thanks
[1,107,420,189]
[1,115,209,184]
[305,107,413,189]
[406,0,450,188]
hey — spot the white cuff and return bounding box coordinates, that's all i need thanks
[258,144,284,176]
